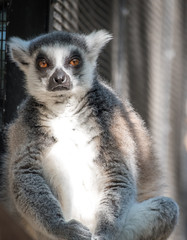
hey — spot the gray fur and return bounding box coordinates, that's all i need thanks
[29,31,88,54]
[1,30,178,240]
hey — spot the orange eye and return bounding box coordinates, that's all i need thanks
[69,58,80,67]
[38,59,48,68]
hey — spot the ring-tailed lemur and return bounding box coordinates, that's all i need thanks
[0,30,178,240]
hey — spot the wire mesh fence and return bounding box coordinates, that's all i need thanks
[0,0,9,127]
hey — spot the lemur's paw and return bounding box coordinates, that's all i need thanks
[64,219,92,240]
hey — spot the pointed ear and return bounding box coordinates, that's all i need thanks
[8,37,30,71]
[85,30,112,62]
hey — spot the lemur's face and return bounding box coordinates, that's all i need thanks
[29,43,91,100]
[8,31,112,103]
[34,46,84,92]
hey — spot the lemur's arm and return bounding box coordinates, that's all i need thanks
[93,161,136,240]
[10,140,91,240]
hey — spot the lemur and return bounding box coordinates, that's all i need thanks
[0,30,178,240]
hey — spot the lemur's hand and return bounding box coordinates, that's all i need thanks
[63,219,92,240]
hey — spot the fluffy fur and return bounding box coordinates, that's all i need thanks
[0,30,178,240]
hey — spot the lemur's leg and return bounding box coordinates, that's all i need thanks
[120,197,179,240]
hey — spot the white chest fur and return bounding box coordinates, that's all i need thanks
[44,111,101,232]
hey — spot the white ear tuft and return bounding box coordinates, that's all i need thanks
[8,37,30,70]
[85,30,112,62]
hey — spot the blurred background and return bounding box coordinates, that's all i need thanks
[0,0,186,239]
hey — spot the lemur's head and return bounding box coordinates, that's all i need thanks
[8,30,112,103]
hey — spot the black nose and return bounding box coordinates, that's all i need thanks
[48,68,71,91]
[53,69,66,84]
